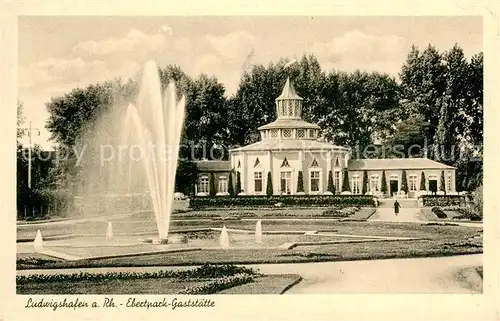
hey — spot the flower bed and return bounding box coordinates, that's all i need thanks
[178,273,256,294]
[16,264,258,284]
[431,207,448,219]
[190,195,376,210]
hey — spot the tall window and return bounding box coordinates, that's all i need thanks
[271,129,278,138]
[352,175,360,194]
[409,175,418,191]
[309,129,315,138]
[218,176,227,193]
[334,171,341,192]
[447,173,452,191]
[288,103,293,116]
[280,172,291,194]
[199,176,209,194]
[254,172,263,192]
[370,175,380,192]
[310,171,320,192]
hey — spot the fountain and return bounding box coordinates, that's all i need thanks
[121,61,186,243]
[255,220,262,244]
[33,230,43,252]
[106,222,113,240]
[219,226,230,249]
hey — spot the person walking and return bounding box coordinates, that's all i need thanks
[394,200,401,216]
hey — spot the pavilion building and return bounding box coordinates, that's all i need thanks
[194,78,456,198]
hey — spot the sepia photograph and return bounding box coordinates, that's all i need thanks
[13,15,486,298]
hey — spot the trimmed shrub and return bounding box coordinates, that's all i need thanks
[440,171,446,193]
[362,170,368,195]
[431,206,447,219]
[297,171,304,193]
[266,172,273,196]
[190,194,377,209]
[401,169,408,193]
[228,171,235,197]
[327,170,335,194]
[419,195,465,207]
[235,172,242,195]
[420,172,426,191]
[209,173,216,197]
[341,168,350,192]
[381,170,387,194]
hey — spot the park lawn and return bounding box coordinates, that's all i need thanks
[16,208,378,241]
[17,239,482,270]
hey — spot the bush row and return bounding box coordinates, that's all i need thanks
[16,264,258,284]
[419,195,466,207]
[190,195,377,209]
[178,273,256,294]
[17,189,74,218]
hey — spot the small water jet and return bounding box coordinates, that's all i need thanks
[106,222,113,240]
[33,230,43,252]
[255,220,262,244]
[219,226,230,249]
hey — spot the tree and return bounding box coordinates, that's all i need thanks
[327,170,335,194]
[341,169,350,192]
[401,170,408,193]
[362,171,369,194]
[297,171,304,193]
[383,115,431,158]
[209,172,216,196]
[440,171,446,193]
[235,172,242,195]
[266,172,273,196]
[381,170,387,194]
[420,172,426,191]
[228,171,235,197]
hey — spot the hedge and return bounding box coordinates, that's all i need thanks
[190,195,377,209]
[418,195,466,207]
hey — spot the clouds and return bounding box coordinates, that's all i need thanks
[312,30,407,75]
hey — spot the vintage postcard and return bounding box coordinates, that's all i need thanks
[1,1,499,320]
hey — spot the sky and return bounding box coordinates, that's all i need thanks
[18,16,482,149]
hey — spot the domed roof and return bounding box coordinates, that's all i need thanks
[276,78,303,100]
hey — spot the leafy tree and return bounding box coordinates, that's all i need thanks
[297,171,304,193]
[401,170,408,193]
[235,171,242,195]
[362,170,369,194]
[420,172,426,191]
[472,184,483,217]
[175,159,197,196]
[266,172,273,196]
[440,171,446,193]
[209,172,216,196]
[228,171,235,197]
[327,170,335,194]
[383,115,431,158]
[381,170,387,194]
[341,169,350,192]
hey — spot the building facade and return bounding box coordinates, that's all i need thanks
[194,78,457,198]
